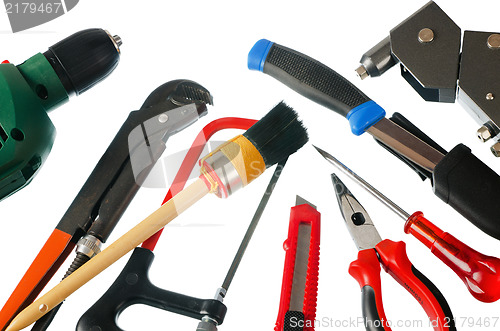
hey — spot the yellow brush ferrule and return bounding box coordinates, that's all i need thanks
[220,135,265,186]
[199,135,266,198]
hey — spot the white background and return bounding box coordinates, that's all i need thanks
[1,1,500,330]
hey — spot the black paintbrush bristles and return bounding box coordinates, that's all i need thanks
[243,102,308,167]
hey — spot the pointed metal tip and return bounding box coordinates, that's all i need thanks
[331,173,352,205]
[312,144,328,157]
[312,145,340,166]
[331,173,341,185]
[295,195,317,209]
[331,174,341,196]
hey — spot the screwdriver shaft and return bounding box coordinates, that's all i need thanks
[314,146,410,220]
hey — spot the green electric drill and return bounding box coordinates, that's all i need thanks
[0,28,121,201]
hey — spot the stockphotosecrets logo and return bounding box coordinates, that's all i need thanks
[3,0,78,32]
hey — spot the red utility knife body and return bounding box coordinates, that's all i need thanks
[275,196,320,331]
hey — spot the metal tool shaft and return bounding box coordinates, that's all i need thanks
[221,158,287,292]
[314,146,410,220]
[366,118,445,173]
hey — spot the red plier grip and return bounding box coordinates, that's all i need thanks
[349,239,456,331]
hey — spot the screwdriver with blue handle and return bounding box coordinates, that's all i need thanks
[248,39,500,241]
[332,173,456,331]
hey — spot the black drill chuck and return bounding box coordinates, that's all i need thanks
[43,28,121,96]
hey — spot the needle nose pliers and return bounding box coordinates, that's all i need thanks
[331,174,456,331]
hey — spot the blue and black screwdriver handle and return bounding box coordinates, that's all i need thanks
[248,39,500,241]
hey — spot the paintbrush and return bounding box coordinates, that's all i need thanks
[6,102,308,331]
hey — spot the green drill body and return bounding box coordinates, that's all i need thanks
[0,54,68,201]
[0,28,121,202]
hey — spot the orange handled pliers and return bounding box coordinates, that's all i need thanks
[0,80,213,331]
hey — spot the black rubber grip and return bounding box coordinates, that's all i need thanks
[361,285,385,331]
[263,43,371,117]
[411,266,456,331]
[433,144,500,240]
[361,271,456,331]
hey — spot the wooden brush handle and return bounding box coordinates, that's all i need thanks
[8,178,210,331]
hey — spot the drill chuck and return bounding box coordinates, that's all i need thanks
[43,28,121,96]
[0,28,121,202]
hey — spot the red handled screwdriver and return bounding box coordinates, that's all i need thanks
[315,145,500,303]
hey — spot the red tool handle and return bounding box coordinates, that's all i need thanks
[349,249,390,331]
[405,211,500,303]
[275,203,321,331]
[349,239,455,331]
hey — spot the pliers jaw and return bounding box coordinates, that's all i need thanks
[141,79,213,113]
[131,80,213,150]
[331,173,382,251]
